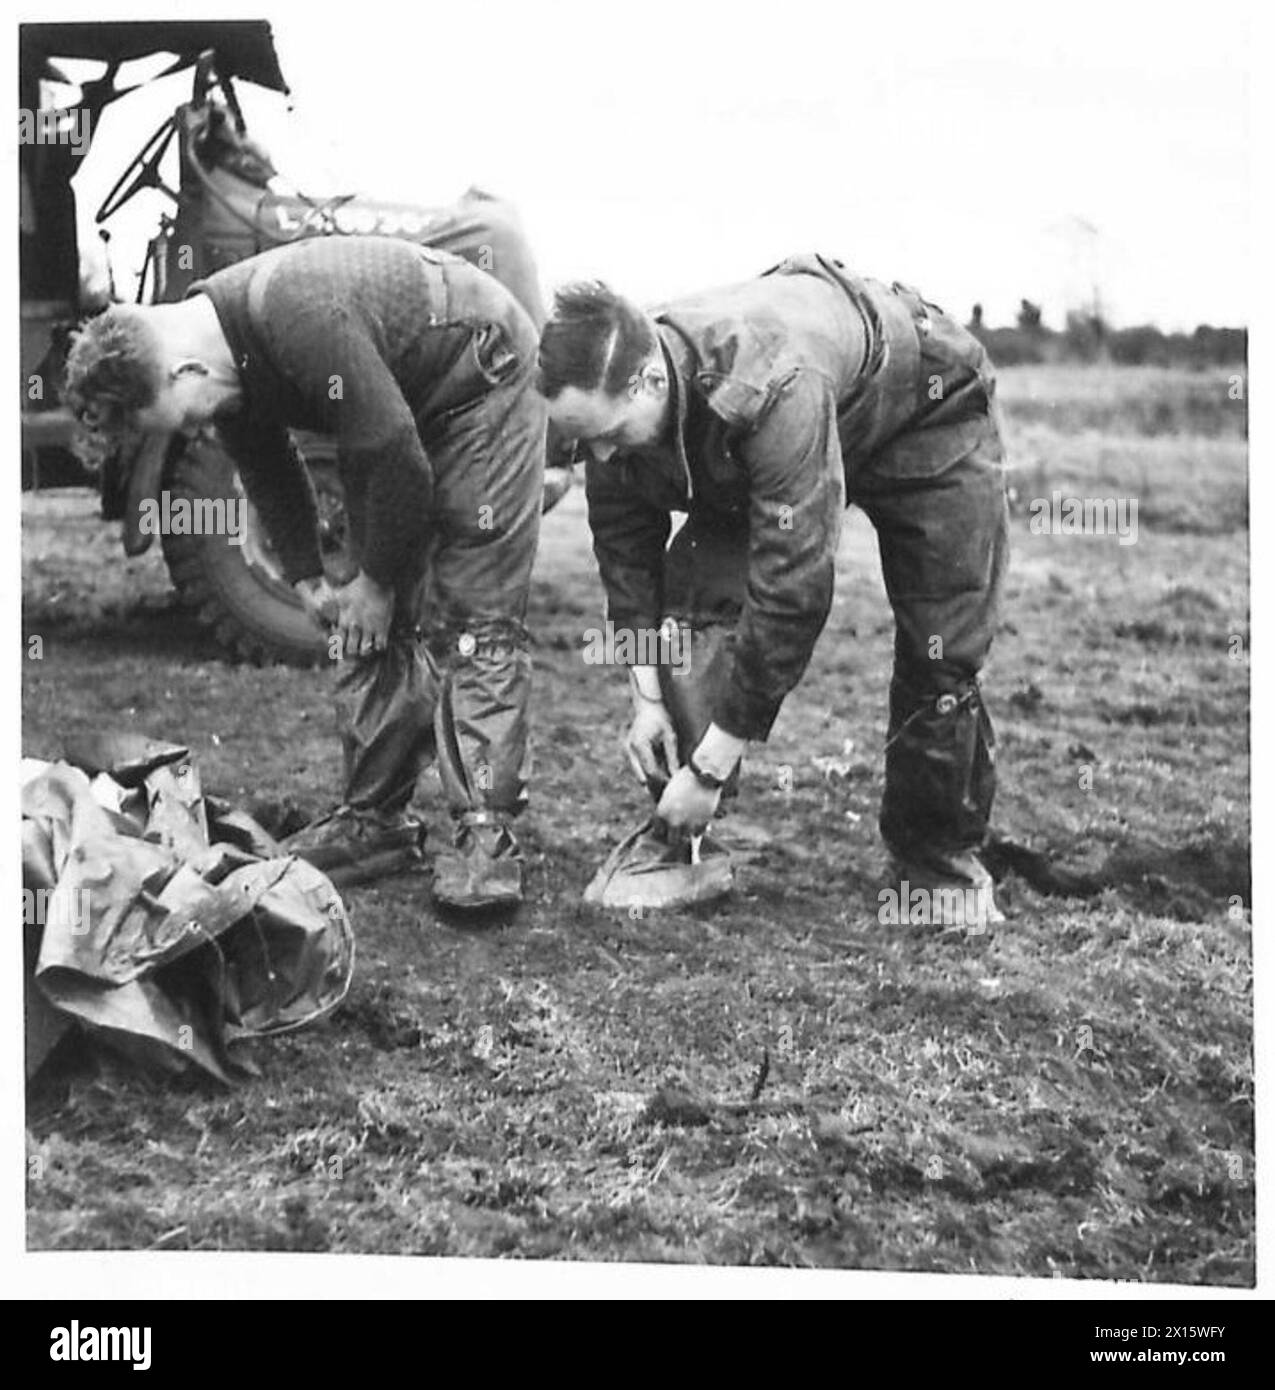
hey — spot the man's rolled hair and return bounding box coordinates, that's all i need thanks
[537,281,656,400]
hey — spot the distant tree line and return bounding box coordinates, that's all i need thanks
[965,301,1246,368]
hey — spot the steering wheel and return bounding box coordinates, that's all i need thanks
[96,116,178,223]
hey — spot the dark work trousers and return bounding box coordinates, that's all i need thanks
[655,415,1009,864]
[333,346,546,823]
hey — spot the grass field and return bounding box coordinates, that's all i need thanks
[22,364,1252,1282]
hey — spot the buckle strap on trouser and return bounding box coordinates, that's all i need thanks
[880,676,995,857]
[884,679,983,752]
[420,616,530,663]
[336,627,531,820]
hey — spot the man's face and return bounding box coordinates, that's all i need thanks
[133,366,220,438]
[547,379,670,463]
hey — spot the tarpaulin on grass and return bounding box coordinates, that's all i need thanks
[22,733,354,1085]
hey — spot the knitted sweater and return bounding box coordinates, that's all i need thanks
[193,235,532,586]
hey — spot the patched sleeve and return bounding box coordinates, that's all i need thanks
[714,370,845,740]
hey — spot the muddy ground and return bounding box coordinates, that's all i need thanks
[22,366,1252,1281]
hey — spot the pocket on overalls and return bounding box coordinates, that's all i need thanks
[905,287,995,419]
[860,284,999,483]
[472,320,524,388]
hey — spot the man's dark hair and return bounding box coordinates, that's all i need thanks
[537,281,657,400]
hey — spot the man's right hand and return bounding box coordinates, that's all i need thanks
[293,575,341,630]
[625,700,681,785]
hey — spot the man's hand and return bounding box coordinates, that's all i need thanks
[293,575,341,630]
[655,766,721,837]
[333,571,395,657]
[626,700,681,784]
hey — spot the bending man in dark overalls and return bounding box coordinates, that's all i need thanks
[65,235,545,909]
[536,254,1009,926]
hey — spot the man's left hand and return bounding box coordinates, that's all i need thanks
[655,766,721,838]
[334,572,395,657]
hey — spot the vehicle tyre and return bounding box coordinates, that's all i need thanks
[160,435,351,666]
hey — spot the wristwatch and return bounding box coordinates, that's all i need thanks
[687,752,728,791]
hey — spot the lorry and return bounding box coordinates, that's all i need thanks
[20,20,568,666]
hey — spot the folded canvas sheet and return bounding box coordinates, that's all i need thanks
[23,733,354,1084]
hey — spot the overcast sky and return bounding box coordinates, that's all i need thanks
[59,0,1252,329]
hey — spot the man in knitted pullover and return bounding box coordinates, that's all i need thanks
[64,235,546,910]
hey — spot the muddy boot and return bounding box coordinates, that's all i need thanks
[886,845,1004,934]
[284,805,425,887]
[432,812,524,911]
